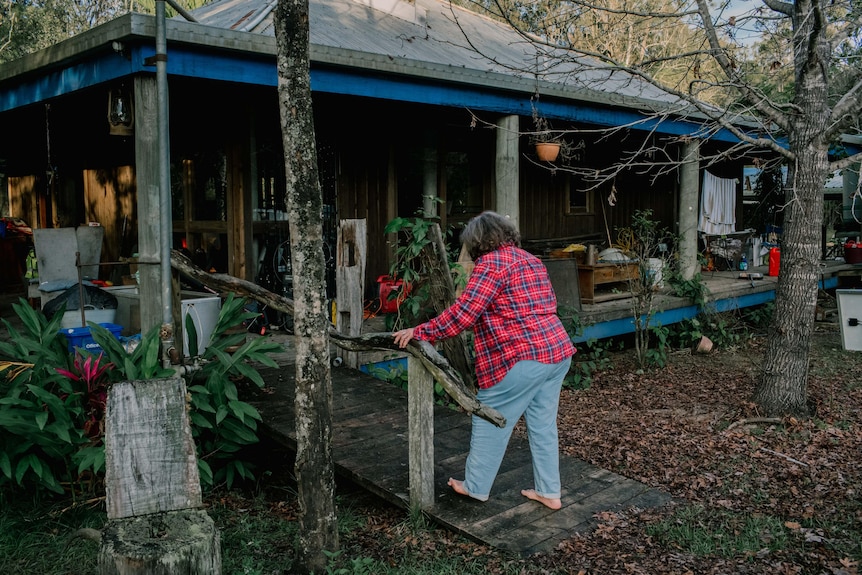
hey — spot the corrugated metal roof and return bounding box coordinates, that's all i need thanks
[188,0,683,113]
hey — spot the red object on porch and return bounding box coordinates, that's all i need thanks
[768,247,781,277]
[844,241,862,264]
[377,275,407,314]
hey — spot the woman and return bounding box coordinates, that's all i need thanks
[393,211,575,510]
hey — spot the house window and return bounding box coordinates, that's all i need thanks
[566,177,594,215]
[446,151,483,218]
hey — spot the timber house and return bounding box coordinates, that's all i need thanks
[0,0,856,340]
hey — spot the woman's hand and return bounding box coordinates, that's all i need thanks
[392,327,415,348]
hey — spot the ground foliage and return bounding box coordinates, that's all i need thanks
[214,320,861,575]
[9,314,858,574]
[547,324,862,575]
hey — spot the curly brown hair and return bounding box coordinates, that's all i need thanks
[460,211,521,260]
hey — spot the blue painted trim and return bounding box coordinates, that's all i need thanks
[573,275,839,343]
[0,43,741,142]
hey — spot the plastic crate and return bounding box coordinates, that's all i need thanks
[60,323,123,353]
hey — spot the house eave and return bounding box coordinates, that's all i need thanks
[0,13,740,142]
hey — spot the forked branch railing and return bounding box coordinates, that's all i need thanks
[170,250,505,508]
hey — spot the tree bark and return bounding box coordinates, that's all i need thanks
[97,510,221,575]
[274,0,338,571]
[755,0,831,417]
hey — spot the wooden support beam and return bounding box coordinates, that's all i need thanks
[336,219,367,369]
[408,356,434,509]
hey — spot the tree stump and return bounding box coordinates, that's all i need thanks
[99,377,221,574]
[98,509,221,574]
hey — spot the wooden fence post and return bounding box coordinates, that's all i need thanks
[98,377,221,574]
[336,219,367,369]
[408,356,435,509]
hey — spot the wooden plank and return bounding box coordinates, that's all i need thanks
[249,364,671,556]
[104,378,201,519]
[336,219,367,369]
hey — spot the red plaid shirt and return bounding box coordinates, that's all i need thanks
[413,244,575,389]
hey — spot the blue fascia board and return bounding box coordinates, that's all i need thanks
[311,68,740,142]
[1,43,740,142]
[573,274,838,344]
[0,48,142,112]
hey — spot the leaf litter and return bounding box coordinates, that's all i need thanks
[226,324,861,574]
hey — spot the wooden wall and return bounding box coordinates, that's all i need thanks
[519,138,680,252]
[83,166,137,273]
[8,176,39,228]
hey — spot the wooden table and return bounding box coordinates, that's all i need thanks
[577,262,638,304]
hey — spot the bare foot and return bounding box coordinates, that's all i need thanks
[521,489,561,510]
[448,477,470,496]
[448,478,487,502]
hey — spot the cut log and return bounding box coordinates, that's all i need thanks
[104,378,201,519]
[170,250,506,428]
[100,377,220,574]
[97,509,221,575]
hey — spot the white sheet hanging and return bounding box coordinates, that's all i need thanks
[698,171,737,235]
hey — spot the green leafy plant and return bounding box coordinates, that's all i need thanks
[0,298,88,494]
[93,293,280,489]
[0,291,282,496]
[643,323,670,368]
[383,215,438,328]
[667,317,706,349]
[666,269,709,308]
[183,293,283,489]
[564,338,612,390]
[383,210,461,330]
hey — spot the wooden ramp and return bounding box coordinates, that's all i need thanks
[249,366,671,556]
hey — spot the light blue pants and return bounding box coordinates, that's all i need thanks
[462,357,571,501]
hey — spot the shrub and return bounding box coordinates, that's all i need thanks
[1,293,283,496]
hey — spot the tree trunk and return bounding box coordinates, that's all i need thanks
[97,510,221,575]
[755,1,830,417]
[274,0,339,571]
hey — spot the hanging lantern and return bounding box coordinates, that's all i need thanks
[107,85,134,136]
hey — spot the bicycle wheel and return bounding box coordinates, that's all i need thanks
[272,239,293,295]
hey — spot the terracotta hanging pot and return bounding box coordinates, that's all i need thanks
[535,141,561,162]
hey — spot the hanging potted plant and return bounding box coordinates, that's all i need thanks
[531,102,562,162]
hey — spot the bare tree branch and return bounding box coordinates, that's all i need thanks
[169,249,506,428]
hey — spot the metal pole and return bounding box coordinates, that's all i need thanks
[156,1,175,357]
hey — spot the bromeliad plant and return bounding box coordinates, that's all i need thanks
[55,352,114,440]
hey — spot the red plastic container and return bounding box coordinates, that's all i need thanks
[768,247,781,276]
[844,242,862,264]
[377,275,408,314]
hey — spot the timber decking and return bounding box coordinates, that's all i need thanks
[249,366,671,556]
